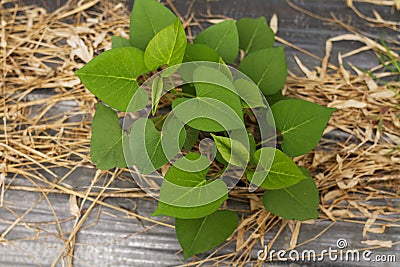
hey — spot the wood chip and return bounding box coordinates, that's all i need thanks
[67,36,92,63]
[361,239,392,248]
[269,14,278,34]
[328,99,367,109]
[69,195,81,218]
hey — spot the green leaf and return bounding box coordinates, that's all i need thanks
[176,210,238,259]
[75,47,148,111]
[194,66,243,119]
[160,64,181,78]
[126,118,166,174]
[125,118,184,174]
[211,134,249,167]
[181,84,196,97]
[111,36,131,49]
[248,147,306,189]
[265,90,289,106]
[183,127,199,151]
[90,103,126,170]
[233,78,267,108]
[248,132,257,164]
[150,114,166,131]
[144,19,187,71]
[153,153,228,219]
[214,132,255,165]
[271,99,335,157]
[171,98,214,132]
[183,43,220,63]
[171,97,244,132]
[151,76,163,115]
[263,167,319,220]
[181,44,221,82]
[194,20,239,64]
[239,47,287,95]
[218,57,234,81]
[215,149,228,166]
[236,17,274,54]
[129,0,177,50]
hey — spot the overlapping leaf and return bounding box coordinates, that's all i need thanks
[151,76,163,115]
[125,118,184,174]
[181,44,220,81]
[183,127,199,151]
[153,153,228,219]
[236,17,275,54]
[111,36,131,48]
[144,19,187,71]
[183,43,220,63]
[172,66,244,132]
[211,134,249,167]
[194,20,239,63]
[239,47,287,95]
[263,167,319,220]
[271,98,335,156]
[129,0,177,50]
[75,47,148,111]
[248,147,306,189]
[194,66,243,119]
[212,131,255,165]
[172,97,244,132]
[90,103,126,170]
[234,78,267,108]
[176,210,238,259]
[265,90,289,106]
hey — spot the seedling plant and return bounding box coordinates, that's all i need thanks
[75,0,335,259]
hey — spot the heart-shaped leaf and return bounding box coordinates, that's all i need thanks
[239,47,287,95]
[125,118,184,174]
[175,210,238,259]
[236,17,275,54]
[248,147,306,189]
[75,47,148,111]
[90,103,126,170]
[172,97,244,132]
[211,134,249,167]
[215,132,256,166]
[153,153,228,219]
[144,19,187,71]
[194,20,239,64]
[271,99,335,157]
[129,0,177,50]
[111,36,131,49]
[263,167,319,220]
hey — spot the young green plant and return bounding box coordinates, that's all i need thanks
[75,0,335,259]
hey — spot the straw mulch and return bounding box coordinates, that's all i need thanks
[0,0,399,266]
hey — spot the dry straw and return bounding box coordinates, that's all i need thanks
[0,0,399,266]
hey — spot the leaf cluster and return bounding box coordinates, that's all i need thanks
[75,0,335,259]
